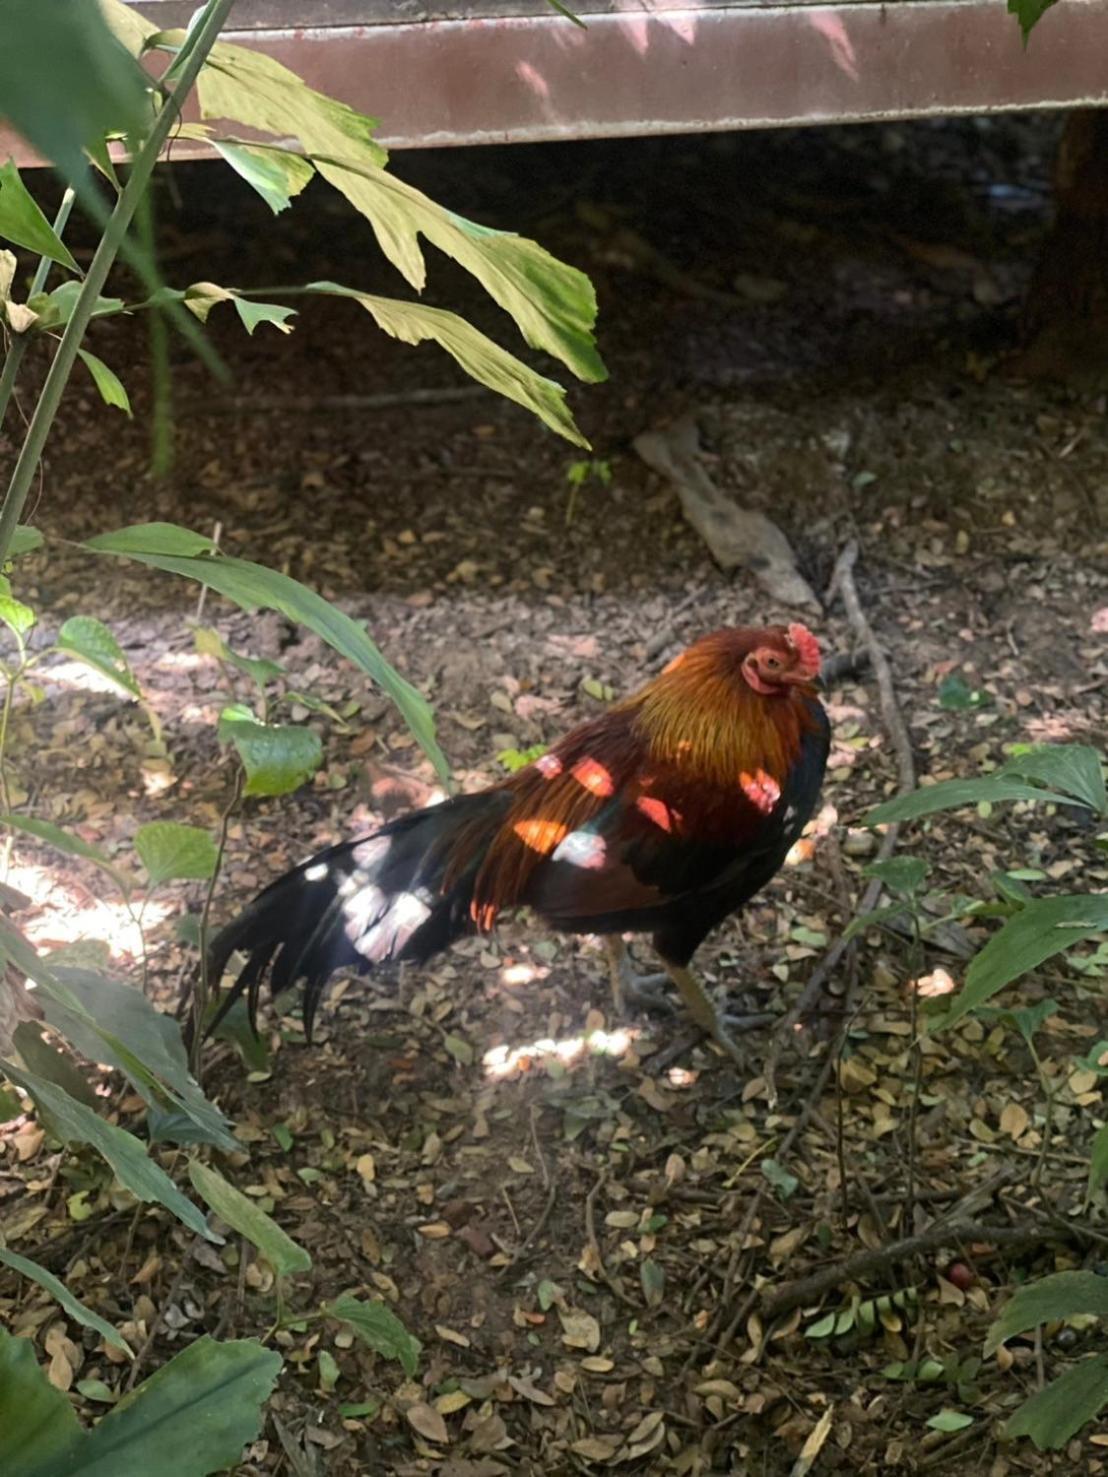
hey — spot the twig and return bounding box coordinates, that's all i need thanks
[125,1236,200,1391]
[768,540,918,1081]
[761,1220,1080,1320]
[583,1170,607,1277]
[192,768,244,1074]
[495,1105,557,1282]
[194,520,221,622]
[180,386,491,415]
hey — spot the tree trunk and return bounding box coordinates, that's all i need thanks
[1016,109,1108,382]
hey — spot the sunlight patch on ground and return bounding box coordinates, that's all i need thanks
[483,1026,636,1079]
[45,660,128,697]
[914,966,957,999]
[7,860,171,960]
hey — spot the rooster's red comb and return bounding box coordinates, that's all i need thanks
[786,623,821,677]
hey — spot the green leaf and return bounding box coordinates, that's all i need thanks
[135,821,218,885]
[926,1410,973,1433]
[300,163,605,386]
[0,160,80,271]
[197,40,386,166]
[325,1293,421,1376]
[218,709,323,796]
[985,1271,1108,1355]
[57,615,140,697]
[76,349,132,416]
[0,1061,216,1240]
[0,813,130,892]
[0,1083,21,1117]
[39,965,237,1152]
[211,138,314,214]
[0,589,36,642]
[863,857,930,895]
[761,1157,799,1201]
[188,1161,311,1278]
[82,524,450,783]
[0,1247,132,1353]
[85,521,216,557]
[938,672,990,711]
[0,0,149,179]
[1000,744,1106,816]
[1090,1123,1108,1195]
[8,525,42,557]
[640,1257,665,1308]
[70,1336,281,1477]
[307,283,589,447]
[209,996,271,1072]
[1008,0,1059,43]
[865,778,1077,827]
[0,1329,82,1474]
[232,297,297,336]
[1005,1355,1108,1449]
[194,626,285,688]
[12,1021,98,1108]
[33,280,126,328]
[318,1347,340,1394]
[934,895,1108,1029]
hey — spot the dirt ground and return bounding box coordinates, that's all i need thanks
[2,116,1108,1475]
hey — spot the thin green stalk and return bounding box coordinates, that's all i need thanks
[0,659,21,880]
[193,767,244,1075]
[0,188,76,434]
[0,0,238,569]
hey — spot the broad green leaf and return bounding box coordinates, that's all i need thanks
[0,813,130,892]
[979,997,1060,1047]
[77,349,132,416]
[863,857,929,895]
[0,1246,132,1353]
[0,1061,216,1240]
[197,40,386,165]
[304,165,605,385]
[935,895,1108,1029]
[39,966,237,1152]
[188,1161,311,1277]
[0,590,35,642]
[0,0,149,179]
[57,615,140,697]
[1005,1355,1108,1449]
[1000,744,1106,816]
[986,1272,1108,1355]
[308,283,588,447]
[0,1329,82,1474]
[82,524,450,783]
[12,1021,98,1108]
[98,0,159,56]
[865,778,1077,827]
[218,709,322,796]
[937,672,989,710]
[210,139,315,214]
[85,521,216,557]
[232,297,297,336]
[135,821,218,885]
[926,1410,973,1433]
[326,1293,421,1376]
[0,160,79,271]
[209,996,271,1072]
[0,1083,21,1117]
[71,1336,281,1477]
[1008,0,1059,42]
[9,525,42,557]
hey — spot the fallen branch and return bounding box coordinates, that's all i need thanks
[761,1219,1084,1320]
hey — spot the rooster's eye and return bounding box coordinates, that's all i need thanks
[762,655,781,671]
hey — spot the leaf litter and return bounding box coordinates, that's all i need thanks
[1,118,1106,1475]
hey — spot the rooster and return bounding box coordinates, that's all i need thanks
[208,623,829,1060]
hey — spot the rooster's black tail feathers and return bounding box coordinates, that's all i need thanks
[207,793,508,1040]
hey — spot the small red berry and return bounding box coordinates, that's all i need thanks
[947,1262,975,1291]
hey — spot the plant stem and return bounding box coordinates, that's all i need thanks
[0,188,76,434]
[0,0,238,569]
[193,767,244,1074]
[0,659,22,880]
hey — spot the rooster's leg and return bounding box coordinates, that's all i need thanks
[603,936,672,1015]
[663,964,744,1065]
